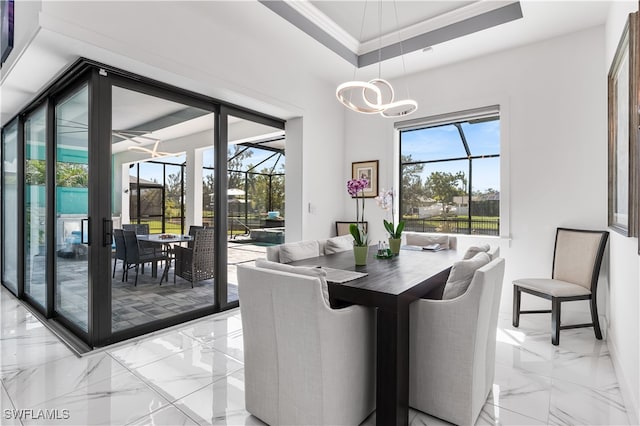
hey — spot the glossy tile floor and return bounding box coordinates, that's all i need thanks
[0,284,630,425]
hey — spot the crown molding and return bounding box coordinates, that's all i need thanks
[358,1,519,54]
[286,0,360,53]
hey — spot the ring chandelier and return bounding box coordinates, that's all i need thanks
[336,78,417,117]
[336,0,418,118]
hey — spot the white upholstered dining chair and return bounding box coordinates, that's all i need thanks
[237,263,375,425]
[265,239,321,263]
[512,227,609,345]
[404,231,457,250]
[409,257,505,425]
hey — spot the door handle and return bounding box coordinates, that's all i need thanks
[103,218,113,247]
[81,218,91,245]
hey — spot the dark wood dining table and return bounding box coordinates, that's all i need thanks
[290,245,459,426]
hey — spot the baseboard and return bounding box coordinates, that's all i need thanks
[608,332,639,425]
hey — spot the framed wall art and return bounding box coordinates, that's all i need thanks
[352,160,378,198]
[608,12,638,238]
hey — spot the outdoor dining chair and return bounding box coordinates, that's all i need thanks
[174,228,215,287]
[122,230,170,286]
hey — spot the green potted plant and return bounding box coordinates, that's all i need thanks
[375,188,405,255]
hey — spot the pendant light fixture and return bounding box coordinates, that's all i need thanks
[336,0,417,117]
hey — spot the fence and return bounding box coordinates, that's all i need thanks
[403,217,499,236]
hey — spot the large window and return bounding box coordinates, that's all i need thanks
[399,108,500,235]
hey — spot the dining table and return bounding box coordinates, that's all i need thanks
[290,245,459,426]
[136,234,193,278]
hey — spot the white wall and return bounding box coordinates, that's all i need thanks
[346,27,608,314]
[605,2,640,424]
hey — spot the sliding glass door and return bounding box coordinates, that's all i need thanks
[1,59,285,349]
[2,120,18,294]
[24,107,48,308]
[54,84,90,332]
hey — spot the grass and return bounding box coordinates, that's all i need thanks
[138,220,183,234]
[403,215,499,235]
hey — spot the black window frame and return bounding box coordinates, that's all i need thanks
[399,111,500,236]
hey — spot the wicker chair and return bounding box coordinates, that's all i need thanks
[174,228,215,288]
[187,225,206,249]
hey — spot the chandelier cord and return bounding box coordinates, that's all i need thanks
[377,0,383,80]
[349,0,370,105]
[393,0,411,100]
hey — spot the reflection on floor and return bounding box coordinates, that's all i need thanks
[0,284,630,426]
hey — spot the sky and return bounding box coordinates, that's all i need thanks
[401,119,500,193]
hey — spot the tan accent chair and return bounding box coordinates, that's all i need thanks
[512,228,609,345]
[335,221,367,237]
[237,264,375,425]
[409,257,505,425]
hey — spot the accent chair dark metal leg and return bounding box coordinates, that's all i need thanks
[112,258,117,278]
[513,285,521,327]
[160,260,169,285]
[551,297,561,346]
[590,296,603,340]
[134,265,139,287]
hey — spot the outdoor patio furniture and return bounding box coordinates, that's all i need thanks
[122,230,170,286]
[112,229,127,280]
[174,228,215,287]
[187,225,206,249]
[123,223,159,272]
[123,223,150,235]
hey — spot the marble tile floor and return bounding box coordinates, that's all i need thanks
[0,284,631,425]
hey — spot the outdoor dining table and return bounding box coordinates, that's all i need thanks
[136,234,193,277]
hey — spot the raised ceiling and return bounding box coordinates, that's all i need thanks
[310,1,476,44]
[261,0,524,66]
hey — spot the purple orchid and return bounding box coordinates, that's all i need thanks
[346,178,369,246]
